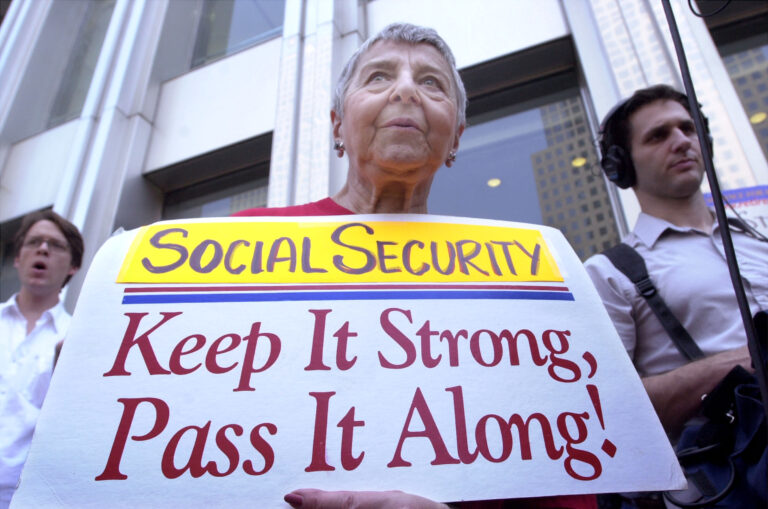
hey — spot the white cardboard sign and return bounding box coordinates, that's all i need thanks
[13,215,684,508]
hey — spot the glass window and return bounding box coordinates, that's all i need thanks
[719,34,768,161]
[164,174,269,220]
[2,0,115,143]
[152,134,273,220]
[191,0,285,68]
[700,1,768,162]
[48,0,116,127]
[130,132,271,226]
[0,215,25,302]
[428,88,619,260]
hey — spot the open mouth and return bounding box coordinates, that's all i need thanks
[32,261,48,271]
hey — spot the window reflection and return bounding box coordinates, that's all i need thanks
[192,0,285,68]
[49,0,116,127]
[2,0,115,143]
[429,89,619,260]
[164,175,269,220]
[720,35,768,161]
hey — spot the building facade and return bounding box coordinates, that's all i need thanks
[0,0,766,308]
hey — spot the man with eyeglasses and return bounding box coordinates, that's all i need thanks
[0,210,84,509]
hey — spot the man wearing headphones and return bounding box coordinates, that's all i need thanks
[584,84,767,439]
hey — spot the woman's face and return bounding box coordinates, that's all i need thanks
[333,40,462,180]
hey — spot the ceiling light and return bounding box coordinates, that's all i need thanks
[571,157,587,167]
[750,112,767,125]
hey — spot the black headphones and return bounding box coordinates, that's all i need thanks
[599,88,713,189]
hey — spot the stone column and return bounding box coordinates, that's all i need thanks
[268,0,364,207]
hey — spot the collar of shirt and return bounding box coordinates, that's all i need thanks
[631,210,735,249]
[0,293,68,337]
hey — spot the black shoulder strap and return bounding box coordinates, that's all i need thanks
[602,243,705,361]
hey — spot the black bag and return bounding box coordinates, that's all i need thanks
[664,365,767,508]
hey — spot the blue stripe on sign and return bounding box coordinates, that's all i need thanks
[122,290,574,304]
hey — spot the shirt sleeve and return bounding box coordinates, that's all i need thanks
[584,254,638,361]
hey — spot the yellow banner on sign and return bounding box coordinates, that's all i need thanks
[117,220,563,284]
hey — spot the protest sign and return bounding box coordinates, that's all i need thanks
[705,185,768,237]
[13,215,685,507]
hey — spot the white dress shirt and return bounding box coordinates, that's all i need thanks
[0,294,71,509]
[584,212,768,377]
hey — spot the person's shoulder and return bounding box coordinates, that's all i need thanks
[583,249,613,271]
[232,205,303,217]
[583,243,635,289]
[232,197,353,217]
[584,227,643,273]
[49,300,72,329]
[0,293,17,307]
[0,294,18,317]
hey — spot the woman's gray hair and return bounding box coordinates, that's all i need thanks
[333,23,467,129]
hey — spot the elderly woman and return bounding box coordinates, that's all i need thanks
[234,22,462,218]
[235,23,596,509]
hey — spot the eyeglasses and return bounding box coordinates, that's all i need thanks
[22,236,70,253]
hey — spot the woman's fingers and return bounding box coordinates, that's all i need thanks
[284,489,449,509]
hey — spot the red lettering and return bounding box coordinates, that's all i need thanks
[306,309,332,371]
[103,312,181,377]
[558,412,601,480]
[334,322,357,371]
[95,397,169,481]
[243,423,278,475]
[507,413,563,461]
[416,321,441,368]
[498,328,547,367]
[379,308,416,369]
[169,334,205,375]
[439,329,467,366]
[476,414,513,462]
[160,421,277,479]
[306,309,358,371]
[214,424,244,476]
[388,387,459,467]
[338,407,365,471]
[234,322,281,391]
[543,329,581,382]
[445,386,479,463]
[204,333,241,374]
[469,329,503,367]
[161,422,219,478]
[306,392,335,472]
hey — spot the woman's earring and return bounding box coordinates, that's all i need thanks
[333,140,345,158]
[446,151,457,167]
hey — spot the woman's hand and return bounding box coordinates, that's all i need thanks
[284,489,451,509]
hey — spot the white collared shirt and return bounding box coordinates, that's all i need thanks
[0,294,71,508]
[585,212,768,377]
